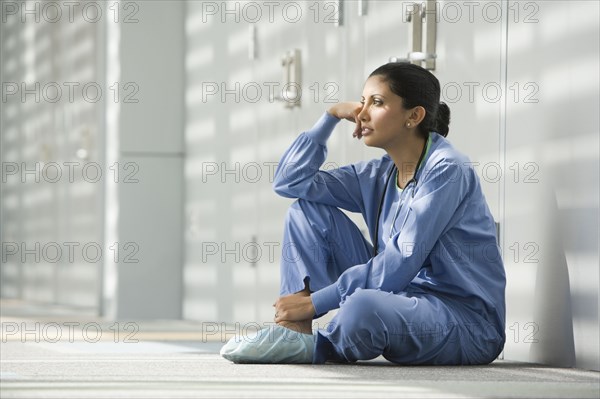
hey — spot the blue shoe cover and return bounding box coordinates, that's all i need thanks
[220,325,314,364]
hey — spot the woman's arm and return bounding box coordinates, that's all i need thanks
[273,103,368,213]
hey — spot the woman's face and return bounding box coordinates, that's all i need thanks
[357,75,412,149]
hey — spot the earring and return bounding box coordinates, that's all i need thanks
[406,122,411,127]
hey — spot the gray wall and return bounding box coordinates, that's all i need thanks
[1,0,103,309]
[0,1,185,319]
[104,1,185,319]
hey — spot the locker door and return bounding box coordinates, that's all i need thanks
[183,1,237,323]
[0,10,102,311]
[53,13,103,310]
[504,1,599,368]
[252,1,350,324]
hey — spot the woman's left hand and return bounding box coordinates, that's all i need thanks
[274,294,316,323]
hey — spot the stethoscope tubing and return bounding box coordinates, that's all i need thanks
[372,138,429,256]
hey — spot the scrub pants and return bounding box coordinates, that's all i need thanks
[279,199,503,365]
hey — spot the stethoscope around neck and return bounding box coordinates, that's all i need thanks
[372,139,429,256]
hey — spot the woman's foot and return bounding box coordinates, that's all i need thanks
[220,325,314,364]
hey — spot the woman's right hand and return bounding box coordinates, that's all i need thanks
[327,102,364,139]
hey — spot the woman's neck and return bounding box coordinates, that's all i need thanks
[386,134,427,189]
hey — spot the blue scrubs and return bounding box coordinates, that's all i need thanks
[273,112,506,365]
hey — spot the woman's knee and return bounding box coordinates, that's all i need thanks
[286,199,330,223]
[336,289,394,332]
[294,199,340,218]
[285,199,346,238]
[328,289,397,359]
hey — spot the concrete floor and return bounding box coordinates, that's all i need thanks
[1,300,599,399]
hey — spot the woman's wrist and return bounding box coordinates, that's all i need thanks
[297,295,316,320]
[326,107,340,119]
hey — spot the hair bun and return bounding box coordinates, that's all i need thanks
[434,102,451,137]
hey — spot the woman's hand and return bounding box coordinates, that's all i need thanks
[328,102,364,139]
[273,294,316,323]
